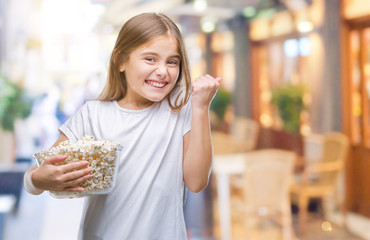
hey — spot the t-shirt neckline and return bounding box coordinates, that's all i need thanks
[113,100,158,113]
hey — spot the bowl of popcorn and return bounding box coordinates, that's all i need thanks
[33,136,122,198]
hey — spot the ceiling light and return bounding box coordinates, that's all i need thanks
[194,0,207,12]
[201,16,216,33]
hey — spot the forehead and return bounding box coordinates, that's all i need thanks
[138,35,179,54]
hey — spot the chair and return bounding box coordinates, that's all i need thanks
[0,162,29,211]
[230,117,260,152]
[211,117,259,155]
[303,133,324,165]
[212,131,246,155]
[240,149,296,240]
[212,118,260,224]
[290,132,349,234]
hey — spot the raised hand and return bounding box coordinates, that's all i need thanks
[191,74,222,111]
[32,155,91,192]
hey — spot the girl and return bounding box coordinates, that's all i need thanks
[24,12,221,239]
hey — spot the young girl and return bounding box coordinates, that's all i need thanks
[24,12,221,239]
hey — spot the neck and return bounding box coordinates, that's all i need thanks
[117,98,154,110]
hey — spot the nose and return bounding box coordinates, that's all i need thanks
[155,63,167,77]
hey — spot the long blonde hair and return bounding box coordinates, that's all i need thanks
[98,13,191,111]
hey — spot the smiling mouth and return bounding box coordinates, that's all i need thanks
[145,80,167,88]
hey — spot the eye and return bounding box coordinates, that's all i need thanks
[145,57,155,63]
[168,59,179,66]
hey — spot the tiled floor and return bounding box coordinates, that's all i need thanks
[3,190,84,240]
[1,187,369,240]
[212,197,367,240]
[219,212,364,240]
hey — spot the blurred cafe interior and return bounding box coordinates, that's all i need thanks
[1,0,370,239]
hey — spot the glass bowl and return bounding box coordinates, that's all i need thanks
[32,137,122,198]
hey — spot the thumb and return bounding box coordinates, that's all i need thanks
[215,77,222,83]
[44,155,68,165]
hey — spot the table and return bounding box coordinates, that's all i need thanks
[212,153,248,240]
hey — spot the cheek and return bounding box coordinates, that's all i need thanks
[171,68,180,82]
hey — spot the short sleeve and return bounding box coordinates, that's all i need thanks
[58,102,91,142]
[182,100,192,136]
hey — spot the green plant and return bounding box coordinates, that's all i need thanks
[271,82,307,133]
[210,88,232,122]
[0,75,34,132]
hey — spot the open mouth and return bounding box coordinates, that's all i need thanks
[145,80,167,88]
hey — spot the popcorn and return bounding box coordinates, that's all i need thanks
[33,136,122,198]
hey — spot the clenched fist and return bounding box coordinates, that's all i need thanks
[191,74,222,110]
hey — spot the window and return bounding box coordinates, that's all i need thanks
[254,36,312,133]
[349,27,370,146]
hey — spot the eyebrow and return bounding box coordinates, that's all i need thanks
[140,52,181,59]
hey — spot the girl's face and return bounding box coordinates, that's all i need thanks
[120,35,180,109]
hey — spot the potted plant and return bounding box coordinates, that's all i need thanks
[210,88,232,132]
[0,75,34,164]
[270,82,307,133]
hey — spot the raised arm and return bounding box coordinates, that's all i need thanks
[24,133,91,195]
[183,74,221,193]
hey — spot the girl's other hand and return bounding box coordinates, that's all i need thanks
[191,74,222,110]
[32,155,91,192]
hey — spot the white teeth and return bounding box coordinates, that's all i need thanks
[147,81,165,88]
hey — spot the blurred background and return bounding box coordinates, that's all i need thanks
[1,0,370,239]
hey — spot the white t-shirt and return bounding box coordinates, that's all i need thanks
[59,99,192,240]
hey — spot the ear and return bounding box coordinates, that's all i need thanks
[119,64,125,72]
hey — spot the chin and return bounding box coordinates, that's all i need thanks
[145,91,171,103]
[148,96,167,102]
